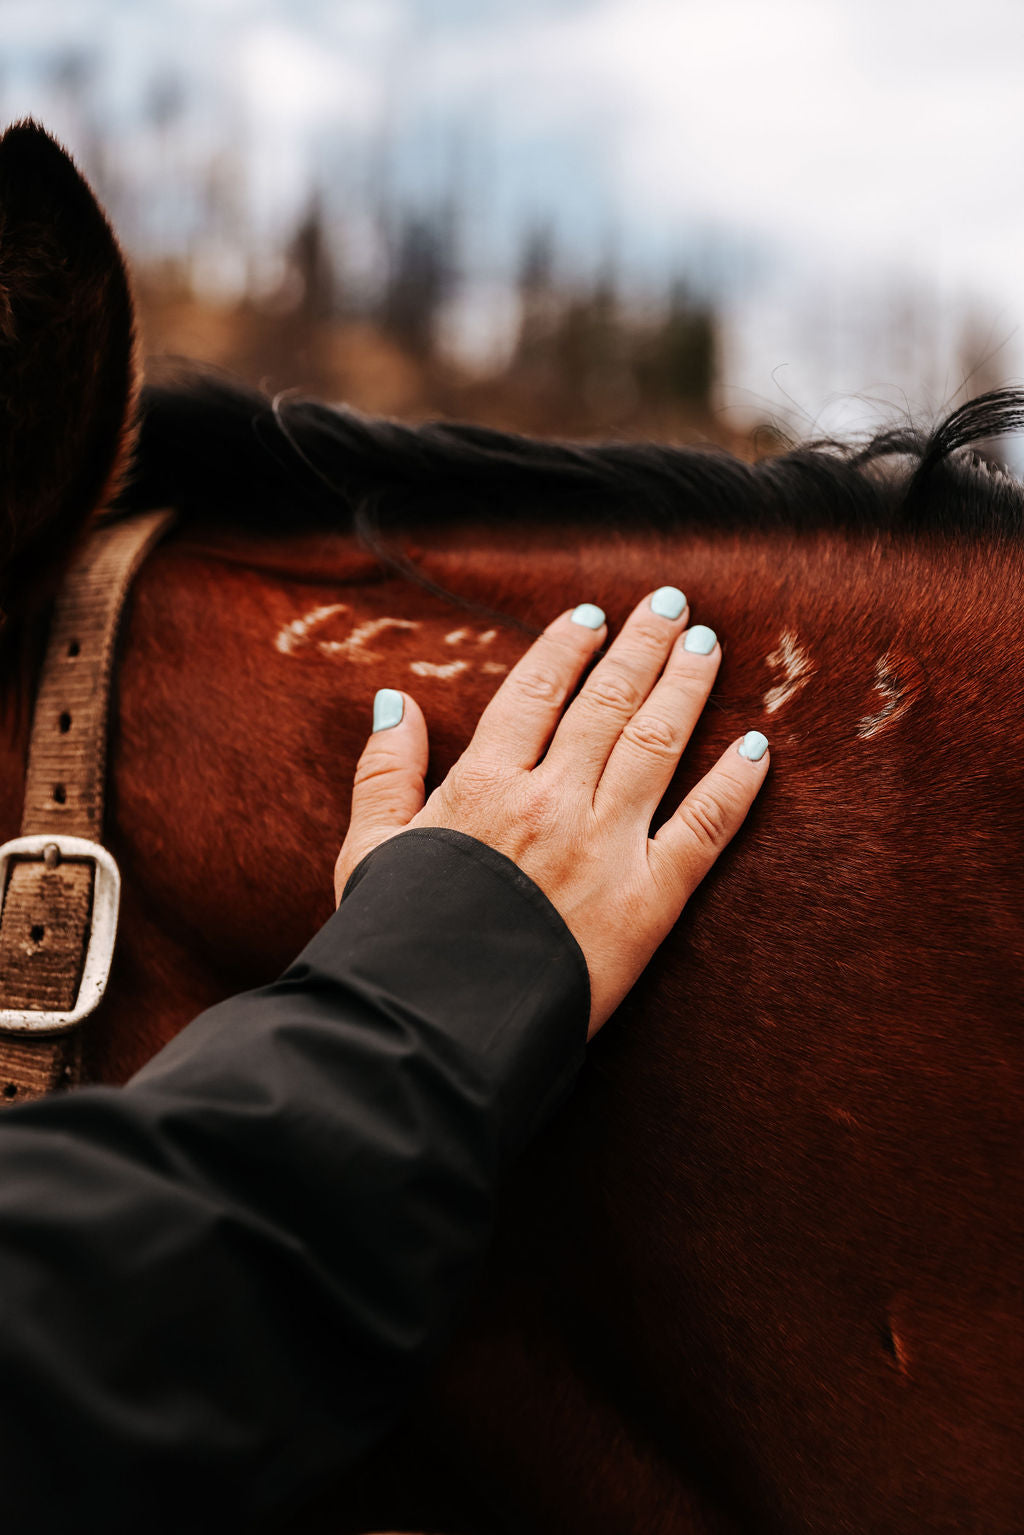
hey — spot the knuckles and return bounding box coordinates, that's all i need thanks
[441,762,493,811]
[518,774,560,825]
[581,664,643,716]
[619,711,682,758]
[441,761,574,850]
[624,620,674,655]
[677,790,730,851]
[508,666,562,706]
[443,759,521,820]
[353,754,405,788]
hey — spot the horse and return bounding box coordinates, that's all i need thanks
[1,120,1021,1535]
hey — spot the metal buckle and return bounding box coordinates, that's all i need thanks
[0,834,121,1034]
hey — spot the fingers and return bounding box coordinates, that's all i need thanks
[463,604,608,771]
[649,731,770,904]
[335,689,428,903]
[541,587,690,786]
[594,623,720,820]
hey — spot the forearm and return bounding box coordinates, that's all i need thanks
[0,829,588,1532]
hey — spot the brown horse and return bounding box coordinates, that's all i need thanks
[1,121,1021,1535]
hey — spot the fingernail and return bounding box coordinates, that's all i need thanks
[372,688,404,732]
[650,585,687,620]
[738,730,768,762]
[683,624,717,654]
[571,603,606,630]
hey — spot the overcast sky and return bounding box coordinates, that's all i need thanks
[5,0,1024,432]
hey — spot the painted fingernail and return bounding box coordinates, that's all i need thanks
[738,730,769,762]
[683,624,717,654]
[650,585,687,620]
[372,688,404,732]
[571,603,606,630]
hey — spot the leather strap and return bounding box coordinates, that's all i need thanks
[0,510,174,1107]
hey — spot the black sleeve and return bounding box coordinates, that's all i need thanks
[0,828,589,1533]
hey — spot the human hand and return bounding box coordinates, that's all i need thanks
[334,589,769,1037]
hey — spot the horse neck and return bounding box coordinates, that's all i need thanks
[66,515,1024,1083]
[5,512,1021,1530]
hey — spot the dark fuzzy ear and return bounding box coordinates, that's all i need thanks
[0,120,137,614]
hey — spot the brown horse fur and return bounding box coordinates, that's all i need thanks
[1,127,1022,1535]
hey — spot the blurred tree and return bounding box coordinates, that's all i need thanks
[552,266,628,408]
[635,280,716,410]
[289,196,338,325]
[198,148,249,286]
[516,224,560,363]
[381,209,457,360]
[224,194,340,396]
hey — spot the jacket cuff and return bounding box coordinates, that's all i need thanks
[330,826,590,1165]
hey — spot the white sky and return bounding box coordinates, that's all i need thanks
[4,0,1024,431]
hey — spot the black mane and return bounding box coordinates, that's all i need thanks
[119,369,1024,543]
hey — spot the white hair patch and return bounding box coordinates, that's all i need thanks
[275,603,351,656]
[409,659,471,679]
[763,630,814,713]
[276,606,419,662]
[321,616,419,662]
[858,653,913,738]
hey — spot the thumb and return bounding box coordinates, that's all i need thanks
[334,689,429,904]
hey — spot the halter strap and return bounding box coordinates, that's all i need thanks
[0,510,174,1106]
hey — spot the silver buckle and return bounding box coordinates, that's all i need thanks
[0,834,121,1034]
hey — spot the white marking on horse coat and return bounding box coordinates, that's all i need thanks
[763,630,813,713]
[858,653,913,738]
[276,606,419,662]
[409,659,471,679]
[280,606,506,679]
[276,603,351,656]
[445,626,499,647]
[323,616,419,662]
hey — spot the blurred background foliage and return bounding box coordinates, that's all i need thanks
[136,200,722,441]
[3,1,1019,455]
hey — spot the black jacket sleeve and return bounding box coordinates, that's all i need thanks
[0,828,589,1533]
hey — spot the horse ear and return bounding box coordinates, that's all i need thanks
[0,120,138,611]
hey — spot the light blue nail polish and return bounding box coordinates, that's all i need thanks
[683,624,717,655]
[372,688,404,732]
[650,585,687,620]
[571,603,606,630]
[738,730,769,762]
